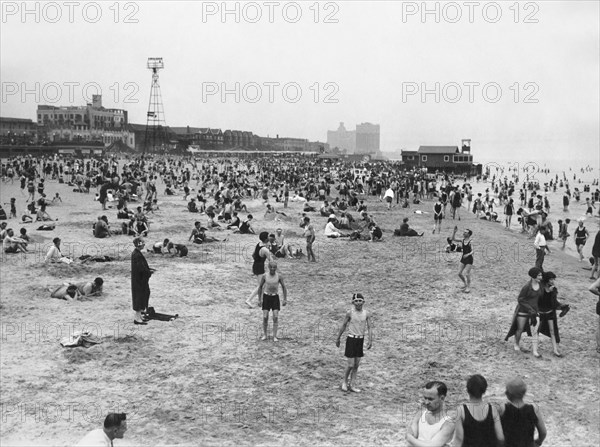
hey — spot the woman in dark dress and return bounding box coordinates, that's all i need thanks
[538,271,570,357]
[453,374,504,447]
[505,267,544,357]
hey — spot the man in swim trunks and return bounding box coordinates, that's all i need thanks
[258,261,287,341]
[335,293,373,393]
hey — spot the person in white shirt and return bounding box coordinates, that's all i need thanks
[534,228,551,270]
[76,413,127,447]
[406,381,455,447]
[2,228,28,253]
[324,217,350,238]
[44,237,73,264]
[383,187,394,210]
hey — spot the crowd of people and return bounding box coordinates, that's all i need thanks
[1,152,598,445]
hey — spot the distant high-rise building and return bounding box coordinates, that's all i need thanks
[355,122,380,154]
[327,122,356,153]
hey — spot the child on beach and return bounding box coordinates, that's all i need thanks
[335,293,373,392]
[498,378,547,447]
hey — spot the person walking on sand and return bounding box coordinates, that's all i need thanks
[449,227,474,293]
[433,197,443,234]
[505,267,543,358]
[245,232,272,307]
[335,293,373,393]
[533,227,551,271]
[258,261,287,341]
[574,218,589,261]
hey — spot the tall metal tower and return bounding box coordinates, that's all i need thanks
[144,57,168,153]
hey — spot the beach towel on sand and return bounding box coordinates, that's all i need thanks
[60,331,102,348]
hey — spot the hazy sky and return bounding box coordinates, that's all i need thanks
[1,1,598,164]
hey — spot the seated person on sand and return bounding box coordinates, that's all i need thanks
[44,237,73,264]
[265,204,287,219]
[134,219,149,237]
[290,191,307,202]
[19,228,32,243]
[233,215,255,234]
[189,222,220,244]
[93,216,111,238]
[368,222,383,242]
[480,211,499,222]
[207,212,221,229]
[166,242,188,257]
[303,201,317,213]
[268,231,294,258]
[320,201,334,217]
[123,218,137,236]
[394,217,424,237]
[144,199,159,214]
[36,204,54,222]
[149,239,170,254]
[133,206,147,223]
[37,194,51,207]
[3,228,28,253]
[324,217,350,238]
[165,183,176,195]
[188,198,199,213]
[0,222,8,240]
[117,204,134,219]
[445,226,464,253]
[338,213,352,230]
[227,212,241,230]
[233,197,247,213]
[336,198,348,211]
[52,192,62,203]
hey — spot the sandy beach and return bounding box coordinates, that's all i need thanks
[1,163,599,446]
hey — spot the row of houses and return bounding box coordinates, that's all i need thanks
[0,116,328,154]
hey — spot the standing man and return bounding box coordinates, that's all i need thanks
[451,187,462,220]
[246,232,272,308]
[302,216,317,262]
[131,237,154,325]
[533,227,551,271]
[383,186,394,210]
[258,261,288,341]
[76,413,127,446]
[335,293,373,393]
[406,381,455,447]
